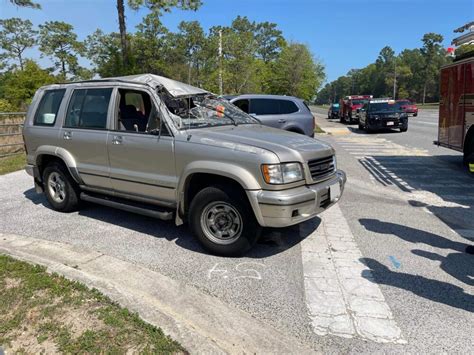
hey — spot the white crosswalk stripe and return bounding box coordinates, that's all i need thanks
[301,205,406,343]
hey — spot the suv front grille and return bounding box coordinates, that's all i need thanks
[308,156,336,181]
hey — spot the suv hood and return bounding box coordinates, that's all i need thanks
[188,124,334,162]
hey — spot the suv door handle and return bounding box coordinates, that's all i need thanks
[112,135,123,145]
[278,119,286,123]
[63,131,72,140]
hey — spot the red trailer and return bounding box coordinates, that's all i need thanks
[339,95,372,124]
[436,56,474,165]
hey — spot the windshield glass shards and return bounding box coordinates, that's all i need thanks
[163,95,259,130]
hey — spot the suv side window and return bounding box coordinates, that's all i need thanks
[280,100,299,114]
[33,89,66,126]
[64,88,112,129]
[233,99,250,113]
[116,88,170,136]
[251,99,281,115]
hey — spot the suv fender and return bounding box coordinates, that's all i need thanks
[175,161,262,225]
[35,146,83,185]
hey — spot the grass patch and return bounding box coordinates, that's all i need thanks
[0,154,26,175]
[0,254,185,353]
[314,124,326,134]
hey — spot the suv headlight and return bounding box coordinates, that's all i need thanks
[262,163,304,184]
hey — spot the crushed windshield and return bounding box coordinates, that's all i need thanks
[162,94,258,130]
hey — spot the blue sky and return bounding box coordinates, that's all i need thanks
[1,0,473,83]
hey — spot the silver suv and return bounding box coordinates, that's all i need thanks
[23,74,346,256]
[229,94,315,137]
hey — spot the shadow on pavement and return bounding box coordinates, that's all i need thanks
[22,188,317,258]
[412,249,474,286]
[359,218,469,252]
[347,126,401,135]
[358,155,474,242]
[360,258,474,313]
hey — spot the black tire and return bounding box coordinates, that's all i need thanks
[413,113,418,117]
[340,115,345,123]
[42,162,80,212]
[358,122,364,130]
[400,127,408,132]
[188,186,261,256]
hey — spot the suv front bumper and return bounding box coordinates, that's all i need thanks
[247,170,346,228]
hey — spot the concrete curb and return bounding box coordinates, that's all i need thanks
[0,233,317,354]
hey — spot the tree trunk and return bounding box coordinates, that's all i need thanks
[117,0,129,70]
[61,60,66,79]
[422,82,427,105]
[18,52,23,71]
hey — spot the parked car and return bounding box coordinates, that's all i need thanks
[328,103,340,119]
[359,98,408,132]
[229,94,315,137]
[397,99,418,116]
[23,74,346,256]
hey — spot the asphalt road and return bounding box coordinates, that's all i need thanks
[0,108,473,352]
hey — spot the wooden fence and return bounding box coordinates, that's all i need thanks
[0,112,26,158]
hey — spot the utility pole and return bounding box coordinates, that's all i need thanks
[218,29,223,96]
[393,60,397,99]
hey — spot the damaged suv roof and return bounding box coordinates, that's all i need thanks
[82,73,210,98]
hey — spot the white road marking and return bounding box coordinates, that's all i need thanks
[454,229,474,241]
[301,205,405,344]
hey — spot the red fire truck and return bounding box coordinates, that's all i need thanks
[436,24,474,168]
[339,95,372,124]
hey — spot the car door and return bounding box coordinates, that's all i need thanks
[249,98,285,129]
[60,87,113,189]
[106,87,176,205]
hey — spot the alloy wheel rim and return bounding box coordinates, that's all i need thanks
[200,201,243,245]
[47,172,66,203]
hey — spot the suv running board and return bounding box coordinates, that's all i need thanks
[80,192,174,221]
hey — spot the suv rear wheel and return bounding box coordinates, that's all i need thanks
[43,162,80,212]
[189,186,261,256]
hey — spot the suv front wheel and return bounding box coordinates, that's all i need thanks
[189,186,261,256]
[43,162,80,212]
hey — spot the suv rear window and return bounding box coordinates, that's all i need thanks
[33,89,66,126]
[251,99,299,115]
[64,88,113,129]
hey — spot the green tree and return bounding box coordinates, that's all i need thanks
[133,13,169,75]
[420,33,444,104]
[0,18,37,70]
[115,0,202,71]
[272,42,325,101]
[85,29,124,77]
[38,21,85,79]
[176,21,206,85]
[255,22,285,63]
[0,60,56,109]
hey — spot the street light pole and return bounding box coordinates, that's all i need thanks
[218,29,223,96]
[393,61,397,99]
